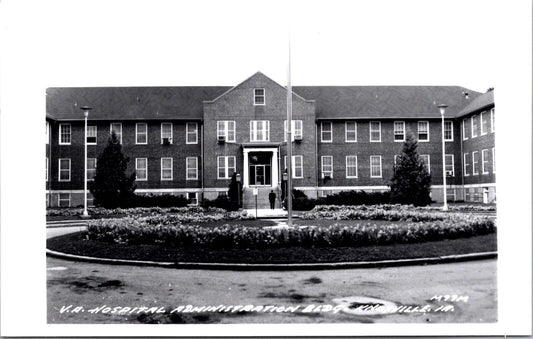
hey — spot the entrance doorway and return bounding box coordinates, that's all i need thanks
[249,152,272,186]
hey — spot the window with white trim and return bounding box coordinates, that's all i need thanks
[254,88,265,105]
[283,155,304,179]
[472,151,479,175]
[87,193,94,207]
[161,158,173,180]
[444,121,453,141]
[445,154,454,177]
[462,118,468,140]
[46,157,48,182]
[463,153,470,176]
[370,155,382,178]
[110,123,122,144]
[58,158,70,181]
[471,115,478,138]
[217,156,235,179]
[186,122,198,144]
[186,157,198,180]
[420,155,430,173]
[345,121,357,142]
[58,193,70,207]
[370,121,381,142]
[136,123,147,144]
[418,121,429,141]
[490,108,495,132]
[480,112,489,135]
[59,124,71,145]
[136,158,148,181]
[86,125,97,144]
[481,149,489,174]
[284,120,303,141]
[161,123,173,144]
[492,147,496,173]
[321,122,332,142]
[187,192,198,205]
[321,156,333,178]
[46,121,49,144]
[346,155,358,178]
[250,121,269,141]
[217,121,236,142]
[87,158,97,180]
[394,121,405,142]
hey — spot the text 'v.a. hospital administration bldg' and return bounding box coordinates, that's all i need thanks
[45,72,495,208]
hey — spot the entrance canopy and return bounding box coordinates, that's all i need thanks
[242,146,279,188]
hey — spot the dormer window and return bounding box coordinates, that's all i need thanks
[254,88,265,105]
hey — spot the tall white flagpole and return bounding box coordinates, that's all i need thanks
[286,35,293,227]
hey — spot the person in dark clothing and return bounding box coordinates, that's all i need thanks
[268,190,276,209]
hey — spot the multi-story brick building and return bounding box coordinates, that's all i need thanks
[45,72,495,208]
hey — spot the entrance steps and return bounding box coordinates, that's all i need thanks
[242,186,282,209]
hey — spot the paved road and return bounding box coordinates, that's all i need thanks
[47,256,497,324]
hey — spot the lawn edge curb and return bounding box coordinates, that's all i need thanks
[46,248,497,271]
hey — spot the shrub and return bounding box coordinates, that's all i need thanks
[322,190,390,206]
[130,194,189,208]
[202,195,239,211]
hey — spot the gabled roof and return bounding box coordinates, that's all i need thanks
[456,90,494,117]
[292,86,480,119]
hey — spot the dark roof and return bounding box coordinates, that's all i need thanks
[46,87,231,121]
[456,90,494,117]
[292,86,481,119]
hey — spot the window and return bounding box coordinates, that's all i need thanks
[187,192,198,205]
[250,121,269,141]
[58,193,70,208]
[283,155,304,179]
[46,121,49,144]
[444,121,453,141]
[472,151,479,175]
[321,122,332,142]
[110,123,122,143]
[480,112,489,135]
[217,156,235,179]
[446,188,456,202]
[136,158,148,181]
[284,120,303,141]
[394,121,405,142]
[346,156,358,178]
[462,118,468,140]
[370,121,381,142]
[59,124,71,145]
[186,122,198,144]
[87,158,97,180]
[46,157,48,182]
[492,147,496,173]
[418,121,429,142]
[463,153,470,176]
[186,157,198,180]
[254,88,265,105]
[445,154,454,177]
[471,115,478,138]
[321,156,333,178]
[86,125,97,144]
[370,155,382,178]
[420,155,430,173]
[217,121,236,142]
[161,123,173,144]
[136,123,147,144]
[87,193,94,206]
[161,158,173,180]
[490,108,495,132]
[481,149,489,174]
[345,121,357,142]
[58,158,70,181]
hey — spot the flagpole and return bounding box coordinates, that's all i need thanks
[286,35,293,227]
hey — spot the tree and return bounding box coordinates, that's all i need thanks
[89,132,136,208]
[389,133,432,206]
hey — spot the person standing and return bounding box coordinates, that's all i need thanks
[268,190,276,210]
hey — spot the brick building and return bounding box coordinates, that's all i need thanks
[45,72,495,208]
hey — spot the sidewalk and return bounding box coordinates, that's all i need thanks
[243,208,288,218]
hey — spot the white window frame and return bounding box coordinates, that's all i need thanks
[58,158,71,182]
[161,123,173,144]
[394,121,405,142]
[472,151,479,175]
[46,157,48,182]
[217,121,236,143]
[186,122,198,144]
[462,118,468,140]
[471,115,478,138]
[321,156,333,178]
[250,121,270,142]
[370,155,382,178]
[292,155,303,179]
[369,121,381,142]
[463,153,470,177]
[480,112,488,135]
[136,123,148,145]
[418,121,429,142]
[346,155,358,178]
[187,192,198,205]
[87,158,97,181]
[186,157,198,180]
[59,123,71,145]
[444,121,453,141]
[58,193,71,208]
[490,108,495,133]
[420,155,430,173]
[284,120,303,141]
[492,147,496,173]
[445,154,454,177]
[321,121,333,143]
[254,88,265,106]
[86,125,97,145]
[135,158,148,181]
[161,157,173,181]
[345,121,357,143]
[46,121,50,144]
[481,149,489,175]
[110,123,122,144]
[217,156,236,179]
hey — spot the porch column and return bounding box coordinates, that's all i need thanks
[243,149,249,188]
[272,149,278,188]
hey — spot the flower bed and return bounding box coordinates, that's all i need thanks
[46,206,226,217]
[300,204,448,221]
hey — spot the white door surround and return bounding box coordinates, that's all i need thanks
[243,147,279,188]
